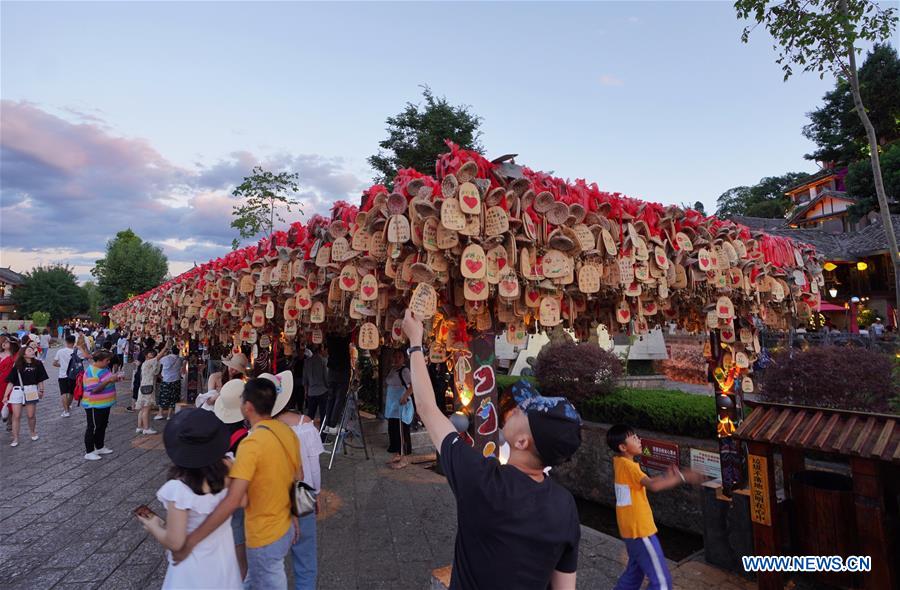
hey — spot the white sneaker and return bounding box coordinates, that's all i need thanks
[142,428,158,435]
[323,426,338,435]
[95,447,113,455]
[30,435,39,441]
[10,440,18,447]
[61,412,70,417]
[136,428,143,433]
[153,415,165,421]
[84,452,101,461]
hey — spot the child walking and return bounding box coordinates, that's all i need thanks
[136,349,160,435]
[607,424,703,590]
[136,409,242,589]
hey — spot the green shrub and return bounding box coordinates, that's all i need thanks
[760,346,897,413]
[496,374,536,393]
[30,311,50,327]
[579,388,718,439]
[534,341,622,402]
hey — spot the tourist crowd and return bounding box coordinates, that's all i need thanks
[0,311,706,590]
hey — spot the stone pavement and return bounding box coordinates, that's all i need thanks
[0,350,755,589]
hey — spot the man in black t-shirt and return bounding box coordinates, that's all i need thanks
[401,310,583,590]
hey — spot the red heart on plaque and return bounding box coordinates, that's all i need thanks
[465,260,483,274]
[469,281,485,294]
[618,309,631,322]
[497,258,507,270]
[719,306,729,315]
[342,277,356,288]
[528,291,540,302]
[297,298,309,308]
[287,308,298,318]
[363,286,375,297]
[462,196,478,210]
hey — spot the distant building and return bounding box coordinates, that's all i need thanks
[0,267,24,320]
[732,165,897,327]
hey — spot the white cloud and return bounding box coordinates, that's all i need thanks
[0,100,368,278]
[599,75,624,87]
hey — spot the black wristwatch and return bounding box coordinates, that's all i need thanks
[407,345,425,356]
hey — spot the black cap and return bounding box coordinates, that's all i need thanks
[163,409,229,469]
[510,380,583,467]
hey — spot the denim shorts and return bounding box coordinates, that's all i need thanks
[231,507,245,545]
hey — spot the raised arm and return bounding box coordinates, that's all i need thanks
[401,309,455,451]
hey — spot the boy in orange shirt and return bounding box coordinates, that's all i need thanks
[607,424,703,590]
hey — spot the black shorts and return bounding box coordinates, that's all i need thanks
[115,354,124,366]
[59,377,75,395]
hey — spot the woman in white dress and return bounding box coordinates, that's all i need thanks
[195,353,249,412]
[136,409,242,589]
[277,408,325,590]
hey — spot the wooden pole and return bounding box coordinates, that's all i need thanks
[850,457,896,590]
[747,441,782,590]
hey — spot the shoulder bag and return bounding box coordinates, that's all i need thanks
[15,370,40,403]
[257,424,316,517]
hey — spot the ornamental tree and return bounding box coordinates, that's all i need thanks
[735,0,900,310]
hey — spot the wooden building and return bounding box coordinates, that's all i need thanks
[0,267,24,320]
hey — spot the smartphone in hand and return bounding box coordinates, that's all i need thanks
[133,504,158,520]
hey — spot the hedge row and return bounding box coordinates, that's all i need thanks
[578,388,717,439]
[494,375,717,439]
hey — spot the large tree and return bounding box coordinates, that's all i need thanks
[715,172,809,218]
[81,281,102,322]
[12,265,88,322]
[802,44,900,164]
[92,229,168,308]
[735,0,900,312]
[368,86,483,186]
[845,141,900,219]
[230,166,301,249]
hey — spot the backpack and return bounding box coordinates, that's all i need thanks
[73,372,85,403]
[66,350,84,381]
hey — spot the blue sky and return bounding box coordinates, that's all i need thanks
[1,1,877,281]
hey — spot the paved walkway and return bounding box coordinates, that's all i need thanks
[0,350,754,589]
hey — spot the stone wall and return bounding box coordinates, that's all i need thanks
[553,419,719,535]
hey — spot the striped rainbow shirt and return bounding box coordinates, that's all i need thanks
[82,366,117,409]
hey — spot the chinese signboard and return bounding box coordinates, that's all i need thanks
[640,438,680,472]
[748,454,772,526]
[690,448,722,481]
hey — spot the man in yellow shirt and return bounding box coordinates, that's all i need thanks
[173,378,301,589]
[607,424,702,590]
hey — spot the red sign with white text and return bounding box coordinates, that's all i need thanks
[640,438,680,472]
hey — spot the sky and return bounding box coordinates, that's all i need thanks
[0,1,882,283]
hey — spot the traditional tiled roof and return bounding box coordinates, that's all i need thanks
[785,190,856,225]
[728,215,900,261]
[767,227,854,261]
[785,168,841,193]
[0,267,24,286]
[730,215,788,230]
[735,401,900,463]
[846,215,900,257]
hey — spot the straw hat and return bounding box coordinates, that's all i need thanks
[222,352,250,375]
[214,379,246,424]
[258,370,294,416]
